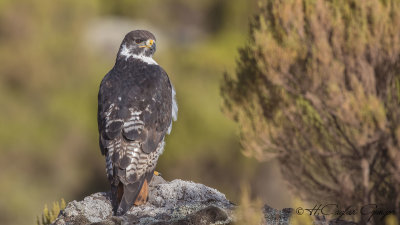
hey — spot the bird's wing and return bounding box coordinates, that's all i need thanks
[97,66,173,214]
[97,67,173,156]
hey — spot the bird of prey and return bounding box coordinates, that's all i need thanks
[97,30,177,215]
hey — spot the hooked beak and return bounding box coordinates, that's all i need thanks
[139,39,155,49]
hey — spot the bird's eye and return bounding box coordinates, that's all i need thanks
[135,39,144,44]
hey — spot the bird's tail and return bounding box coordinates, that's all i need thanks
[112,171,154,216]
[111,182,124,215]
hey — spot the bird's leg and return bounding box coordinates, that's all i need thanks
[134,180,148,205]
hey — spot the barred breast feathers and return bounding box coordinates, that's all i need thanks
[105,137,166,183]
[123,109,144,133]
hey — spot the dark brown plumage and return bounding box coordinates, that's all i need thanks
[97,30,177,215]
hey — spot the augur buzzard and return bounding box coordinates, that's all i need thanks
[97,30,177,215]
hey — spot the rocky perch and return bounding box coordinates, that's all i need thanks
[53,176,237,225]
[53,176,302,225]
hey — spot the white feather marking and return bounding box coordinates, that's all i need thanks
[167,85,178,134]
[105,104,115,117]
[120,44,130,57]
[167,123,172,134]
[124,120,144,127]
[105,138,121,178]
[124,125,143,132]
[132,150,140,156]
[129,110,142,116]
[122,109,145,132]
[126,146,139,151]
[158,140,166,155]
[120,44,158,65]
[171,85,178,121]
[106,119,123,128]
[144,140,166,174]
[106,153,113,176]
[126,164,134,170]
[145,105,152,113]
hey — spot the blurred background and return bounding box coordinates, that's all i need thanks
[0,0,292,224]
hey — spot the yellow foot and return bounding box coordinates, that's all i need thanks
[154,171,162,176]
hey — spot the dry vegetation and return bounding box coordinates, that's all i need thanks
[222,0,400,223]
[36,199,66,225]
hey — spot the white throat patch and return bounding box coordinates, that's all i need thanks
[120,44,158,65]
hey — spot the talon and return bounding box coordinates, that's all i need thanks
[154,171,162,176]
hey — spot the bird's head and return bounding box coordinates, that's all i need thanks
[118,30,156,60]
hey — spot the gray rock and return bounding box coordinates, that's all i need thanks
[53,176,234,225]
[262,204,293,225]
